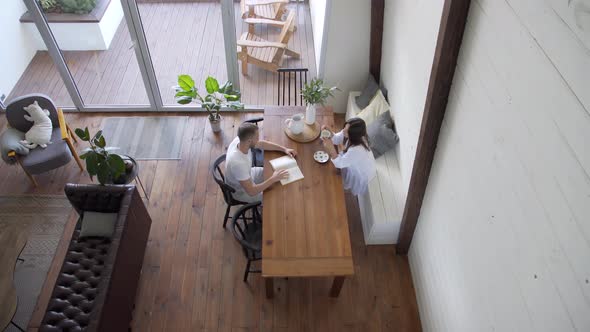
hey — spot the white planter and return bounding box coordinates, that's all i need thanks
[210,116,222,133]
[22,0,123,51]
[305,104,316,125]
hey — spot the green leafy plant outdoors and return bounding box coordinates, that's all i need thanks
[75,127,125,185]
[173,75,244,121]
[301,78,339,106]
[39,0,58,12]
[59,0,96,14]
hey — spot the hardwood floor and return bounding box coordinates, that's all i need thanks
[7,1,316,108]
[0,113,421,331]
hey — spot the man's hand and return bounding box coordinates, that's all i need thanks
[284,147,297,158]
[271,169,290,183]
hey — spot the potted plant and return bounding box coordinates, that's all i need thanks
[301,78,339,125]
[75,127,133,185]
[173,75,244,132]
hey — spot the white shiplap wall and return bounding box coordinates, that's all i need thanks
[322,0,370,113]
[409,0,590,331]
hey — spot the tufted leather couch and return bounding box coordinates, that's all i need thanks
[39,184,152,332]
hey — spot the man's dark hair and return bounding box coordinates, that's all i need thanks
[238,122,259,141]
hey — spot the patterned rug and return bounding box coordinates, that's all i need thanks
[101,116,187,160]
[0,196,72,332]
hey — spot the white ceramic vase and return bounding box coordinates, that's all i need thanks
[305,104,316,125]
[210,115,222,133]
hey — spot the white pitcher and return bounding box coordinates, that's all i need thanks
[285,113,305,135]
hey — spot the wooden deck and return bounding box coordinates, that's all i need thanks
[7,1,316,108]
[0,113,422,332]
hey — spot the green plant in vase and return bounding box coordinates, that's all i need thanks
[75,127,126,185]
[300,78,338,125]
[173,75,244,132]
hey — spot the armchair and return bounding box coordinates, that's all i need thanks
[237,11,299,75]
[240,0,289,26]
[0,94,83,186]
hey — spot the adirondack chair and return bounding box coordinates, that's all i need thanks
[237,11,300,75]
[240,0,288,21]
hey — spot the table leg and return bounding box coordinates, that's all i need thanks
[135,175,149,201]
[330,276,346,297]
[265,278,274,299]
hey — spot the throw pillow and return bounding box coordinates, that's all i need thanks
[355,75,379,109]
[356,90,390,125]
[79,211,118,238]
[367,112,399,159]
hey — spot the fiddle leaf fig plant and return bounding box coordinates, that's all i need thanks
[75,127,125,185]
[301,78,339,106]
[173,75,244,121]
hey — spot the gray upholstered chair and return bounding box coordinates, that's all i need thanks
[0,94,83,186]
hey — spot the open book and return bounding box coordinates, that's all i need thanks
[269,155,304,185]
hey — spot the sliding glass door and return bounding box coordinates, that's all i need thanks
[134,0,229,107]
[20,0,241,111]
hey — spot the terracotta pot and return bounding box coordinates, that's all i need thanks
[210,116,222,133]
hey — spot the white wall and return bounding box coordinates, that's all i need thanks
[23,0,124,51]
[380,0,445,195]
[410,0,590,331]
[0,0,38,99]
[309,0,327,73]
[322,0,370,113]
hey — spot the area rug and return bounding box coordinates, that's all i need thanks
[101,116,187,160]
[0,195,72,332]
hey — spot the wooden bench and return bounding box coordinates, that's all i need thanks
[346,91,405,244]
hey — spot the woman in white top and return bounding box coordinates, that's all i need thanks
[321,118,376,196]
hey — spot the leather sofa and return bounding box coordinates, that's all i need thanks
[39,184,151,332]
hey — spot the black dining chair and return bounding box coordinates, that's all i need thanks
[243,118,264,167]
[277,68,308,106]
[231,202,263,282]
[211,154,250,228]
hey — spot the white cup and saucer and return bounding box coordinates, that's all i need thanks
[320,129,332,139]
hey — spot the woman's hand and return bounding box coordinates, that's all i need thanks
[321,137,339,159]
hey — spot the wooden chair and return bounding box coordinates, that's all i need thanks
[237,11,299,75]
[277,68,308,106]
[0,94,83,186]
[240,0,289,23]
[230,202,263,282]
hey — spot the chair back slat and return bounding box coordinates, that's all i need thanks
[211,154,238,205]
[277,68,308,106]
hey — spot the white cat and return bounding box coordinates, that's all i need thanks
[20,101,53,149]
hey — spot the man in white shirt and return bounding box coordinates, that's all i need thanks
[225,122,297,203]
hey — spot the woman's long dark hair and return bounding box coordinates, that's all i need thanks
[343,118,370,153]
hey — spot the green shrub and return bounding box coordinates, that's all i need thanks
[39,0,58,12]
[59,0,97,14]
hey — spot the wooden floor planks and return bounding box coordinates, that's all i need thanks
[0,112,421,331]
[7,1,316,108]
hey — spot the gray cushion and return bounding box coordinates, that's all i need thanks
[367,112,399,159]
[0,128,28,164]
[79,211,118,238]
[6,94,59,132]
[356,75,380,109]
[20,128,72,174]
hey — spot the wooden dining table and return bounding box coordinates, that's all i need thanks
[261,106,354,298]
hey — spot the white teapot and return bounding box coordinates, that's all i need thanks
[285,113,305,135]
